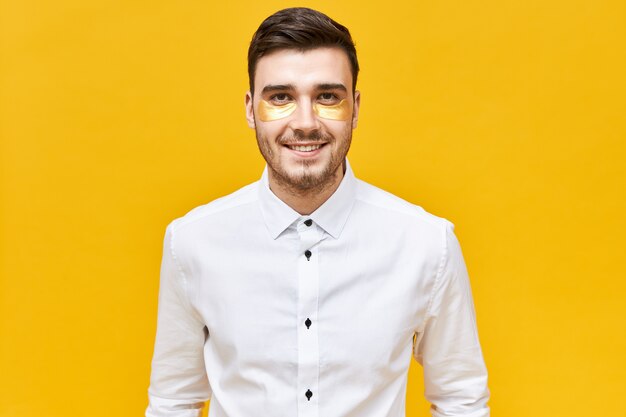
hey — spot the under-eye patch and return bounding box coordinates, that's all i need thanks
[257,99,352,122]
[313,99,352,121]
[257,100,297,121]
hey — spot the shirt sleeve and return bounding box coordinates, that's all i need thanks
[146,224,211,417]
[413,222,490,417]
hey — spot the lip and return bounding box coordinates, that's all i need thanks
[283,142,327,158]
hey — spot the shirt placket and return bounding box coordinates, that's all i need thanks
[296,217,322,417]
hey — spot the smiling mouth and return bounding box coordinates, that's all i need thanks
[284,143,326,152]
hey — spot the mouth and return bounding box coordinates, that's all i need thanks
[282,143,327,157]
[284,143,325,152]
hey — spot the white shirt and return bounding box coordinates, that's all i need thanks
[146,160,489,417]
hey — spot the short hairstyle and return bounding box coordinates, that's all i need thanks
[247,7,359,95]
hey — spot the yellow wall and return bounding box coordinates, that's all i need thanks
[1,1,625,416]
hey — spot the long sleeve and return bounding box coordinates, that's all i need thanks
[413,222,490,417]
[146,224,211,417]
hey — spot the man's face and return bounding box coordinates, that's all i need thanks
[245,47,360,191]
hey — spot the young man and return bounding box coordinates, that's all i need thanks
[146,7,489,417]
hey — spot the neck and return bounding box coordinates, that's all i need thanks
[268,161,346,215]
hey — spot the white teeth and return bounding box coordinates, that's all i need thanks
[288,144,322,152]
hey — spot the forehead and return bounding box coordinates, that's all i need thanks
[254,47,352,94]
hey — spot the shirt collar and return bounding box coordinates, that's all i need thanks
[258,159,357,240]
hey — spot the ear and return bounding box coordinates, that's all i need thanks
[245,91,256,129]
[351,90,361,129]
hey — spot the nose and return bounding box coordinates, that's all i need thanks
[287,100,320,135]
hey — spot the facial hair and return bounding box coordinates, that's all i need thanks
[255,126,352,194]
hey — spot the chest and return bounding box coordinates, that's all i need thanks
[186,228,437,370]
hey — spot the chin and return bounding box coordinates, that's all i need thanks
[280,161,339,190]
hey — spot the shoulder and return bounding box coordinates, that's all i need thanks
[354,178,454,233]
[167,180,260,236]
[351,177,458,279]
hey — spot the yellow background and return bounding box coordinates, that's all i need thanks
[1,1,625,416]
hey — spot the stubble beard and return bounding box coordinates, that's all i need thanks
[255,127,353,195]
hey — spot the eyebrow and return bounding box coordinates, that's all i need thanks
[260,83,348,95]
[261,84,296,94]
[316,83,347,92]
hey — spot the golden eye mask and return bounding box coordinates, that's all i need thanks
[257,99,352,122]
[313,100,352,121]
[257,101,297,121]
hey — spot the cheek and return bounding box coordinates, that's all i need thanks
[326,121,353,140]
[256,121,278,138]
[256,122,291,149]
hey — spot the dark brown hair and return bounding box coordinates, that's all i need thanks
[247,7,359,94]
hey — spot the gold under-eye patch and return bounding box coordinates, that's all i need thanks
[257,99,352,122]
[257,100,297,121]
[313,99,352,121]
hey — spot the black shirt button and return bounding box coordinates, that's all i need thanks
[305,389,313,401]
[304,219,313,227]
[305,318,312,328]
[304,250,312,261]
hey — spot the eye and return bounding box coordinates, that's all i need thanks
[269,93,293,105]
[318,92,339,104]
